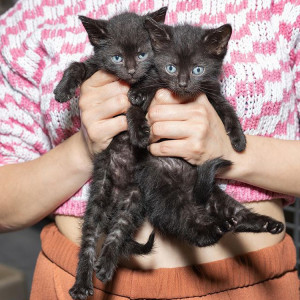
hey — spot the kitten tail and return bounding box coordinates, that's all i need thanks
[194,157,232,204]
[125,231,155,256]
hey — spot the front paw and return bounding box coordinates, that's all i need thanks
[94,257,116,283]
[69,282,94,300]
[229,130,246,152]
[127,106,150,148]
[128,89,148,106]
[54,80,78,103]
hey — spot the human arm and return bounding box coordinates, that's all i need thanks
[0,71,130,232]
[147,90,300,197]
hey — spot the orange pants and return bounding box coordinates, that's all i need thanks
[30,223,299,300]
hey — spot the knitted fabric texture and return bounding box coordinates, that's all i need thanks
[0,0,299,216]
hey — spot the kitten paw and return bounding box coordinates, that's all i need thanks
[263,220,284,234]
[194,224,225,247]
[215,217,238,234]
[94,258,115,283]
[69,282,93,300]
[128,89,148,106]
[54,80,78,103]
[223,217,238,231]
[233,213,285,234]
[54,90,74,103]
[230,134,246,152]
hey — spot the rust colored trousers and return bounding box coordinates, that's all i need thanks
[30,223,299,300]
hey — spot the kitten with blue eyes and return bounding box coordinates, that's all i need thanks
[54,8,167,300]
[129,18,284,248]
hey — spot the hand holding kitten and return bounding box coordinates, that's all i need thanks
[147,89,236,166]
[79,71,130,157]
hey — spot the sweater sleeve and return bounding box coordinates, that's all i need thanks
[289,5,300,139]
[293,30,300,134]
[0,1,51,166]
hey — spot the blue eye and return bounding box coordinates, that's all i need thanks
[165,64,177,74]
[137,52,148,60]
[192,66,204,75]
[112,55,123,63]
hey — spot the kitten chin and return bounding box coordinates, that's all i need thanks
[173,89,198,100]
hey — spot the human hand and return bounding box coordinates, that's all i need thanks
[79,71,130,158]
[147,89,236,166]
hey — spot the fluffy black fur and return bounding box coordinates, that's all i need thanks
[129,18,284,248]
[55,11,284,299]
[54,8,167,300]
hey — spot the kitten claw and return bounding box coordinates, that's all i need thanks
[224,217,238,231]
[264,221,284,234]
[215,226,224,235]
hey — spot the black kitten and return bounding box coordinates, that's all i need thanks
[130,19,284,247]
[54,8,167,300]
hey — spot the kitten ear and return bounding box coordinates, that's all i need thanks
[144,17,171,50]
[203,24,232,57]
[79,15,108,47]
[147,6,168,23]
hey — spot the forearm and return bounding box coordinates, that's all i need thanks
[0,131,92,232]
[221,135,300,197]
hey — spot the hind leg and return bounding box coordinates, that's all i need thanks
[94,185,145,282]
[69,153,112,300]
[147,195,228,247]
[207,185,284,234]
[69,196,110,299]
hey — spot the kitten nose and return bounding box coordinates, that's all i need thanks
[179,81,187,88]
[128,69,136,75]
[179,73,188,88]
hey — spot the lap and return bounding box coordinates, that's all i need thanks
[30,224,299,300]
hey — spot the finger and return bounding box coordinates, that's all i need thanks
[80,80,130,106]
[99,115,128,140]
[87,115,128,143]
[148,102,208,124]
[81,94,130,126]
[151,121,195,141]
[85,70,118,87]
[149,139,190,158]
[151,89,182,105]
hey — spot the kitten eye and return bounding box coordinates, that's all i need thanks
[165,64,177,74]
[111,55,123,63]
[137,52,148,60]
[192,66,205,75]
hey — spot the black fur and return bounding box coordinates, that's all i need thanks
[55,10,284,300]
[129,18,284,249]
[54,8,167,300]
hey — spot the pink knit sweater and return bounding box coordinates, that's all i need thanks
[0,0,299,216]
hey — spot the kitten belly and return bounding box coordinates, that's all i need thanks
[138,155,197,205]
[151,156,197,189]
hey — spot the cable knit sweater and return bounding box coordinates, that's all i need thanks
[0,0,299,216]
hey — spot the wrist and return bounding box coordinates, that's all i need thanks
[64,131,94,177]
[217,135,252,181]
